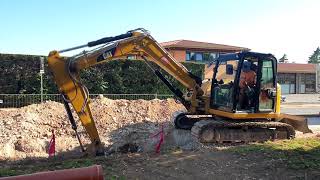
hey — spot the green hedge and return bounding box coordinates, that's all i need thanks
[0,53,205,94]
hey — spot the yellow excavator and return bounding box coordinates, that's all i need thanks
[48,28,311,155]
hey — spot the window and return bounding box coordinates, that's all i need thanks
[289,84,296,94]
[261,61,273,85]
[278,73,296,94]
[203,53,217,61]
[259,60,275,111]
[186,51,191,61]
[127,55,136,60]
[190,52,195,61]
[212,59,239,111]
[185,51,218,63]
[195,53,203,61]
[305,73,316,93]
[210,53,218,60]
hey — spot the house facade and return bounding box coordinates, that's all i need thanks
[160,39,249,63]
[277,63,317,94]
[160,39,249,79]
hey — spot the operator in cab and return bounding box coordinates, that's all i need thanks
[239,61,256,110]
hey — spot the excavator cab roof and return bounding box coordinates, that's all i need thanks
[216,51,275,63]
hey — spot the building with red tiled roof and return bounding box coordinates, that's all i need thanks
[161,39,249,52]
[278,63,316,73]
[159,39,249,83]
[160,39,249,63]
[137,38,317,94]
[277,63,317,94]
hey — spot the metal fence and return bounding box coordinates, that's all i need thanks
[0,94,174,108]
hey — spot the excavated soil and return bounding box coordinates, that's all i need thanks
[1,97,319,161]
[0,97,188,160]
[1,98,320,179]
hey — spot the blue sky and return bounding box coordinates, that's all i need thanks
[0,0,319,62]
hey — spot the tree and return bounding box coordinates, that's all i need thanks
[279,54,288,63]
[308,47,320,64]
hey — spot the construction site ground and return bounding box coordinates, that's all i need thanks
[1,94,320,179]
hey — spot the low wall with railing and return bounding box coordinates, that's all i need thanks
[0,94,174,108]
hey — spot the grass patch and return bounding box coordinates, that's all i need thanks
[229,138,320,169]
[0,169,20,177]
[57,158,95,169]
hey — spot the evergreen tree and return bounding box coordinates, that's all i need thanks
[279,54,288,63]
[308,47,320,64]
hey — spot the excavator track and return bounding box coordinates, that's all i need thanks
[191,119,295,143]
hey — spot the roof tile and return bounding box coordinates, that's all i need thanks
[278,63,316,73]
[160,39,249,51]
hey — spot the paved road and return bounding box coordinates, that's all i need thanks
[281,94,320,115]
[283,94,320,103]
[281,104,320,115]
[307,117,320,132]
[279,94,320,131]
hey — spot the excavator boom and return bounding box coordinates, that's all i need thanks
[48,29,203,153]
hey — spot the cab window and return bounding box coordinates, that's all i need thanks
[259,60,275,111]
[211,60,238,110]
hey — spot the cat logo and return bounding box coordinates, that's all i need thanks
[97,46,116,62]
[102,50,113,59]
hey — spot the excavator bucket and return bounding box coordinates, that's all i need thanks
[280,114,313,133]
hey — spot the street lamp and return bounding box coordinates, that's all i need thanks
[40,57,45,103]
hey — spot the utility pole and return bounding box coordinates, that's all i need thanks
[40,57,45,103]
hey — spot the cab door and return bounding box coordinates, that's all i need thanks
[210,59,239,112]
[258,58,276,112]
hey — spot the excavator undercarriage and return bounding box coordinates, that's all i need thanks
[173,111,302,143]
[192,120,295,143]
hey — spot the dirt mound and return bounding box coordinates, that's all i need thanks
[0,97,185,160]
[4,97,317,160]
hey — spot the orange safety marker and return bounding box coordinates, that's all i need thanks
[48,129,55,157]
[150,124,164,153]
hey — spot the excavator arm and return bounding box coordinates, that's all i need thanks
[48,29,203,154]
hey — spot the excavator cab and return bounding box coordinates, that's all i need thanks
[210,52,277,114]
[189,51,310,143]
